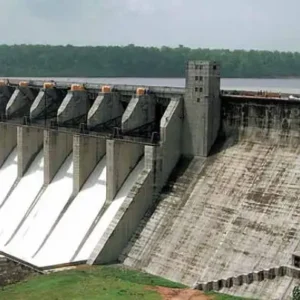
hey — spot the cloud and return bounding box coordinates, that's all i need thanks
[0,0,299,51]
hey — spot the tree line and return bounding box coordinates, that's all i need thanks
[0,44,300,78]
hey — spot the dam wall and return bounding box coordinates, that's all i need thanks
[0,61,297,300]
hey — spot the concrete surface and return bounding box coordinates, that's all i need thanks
[121,95,300,291]
[30,88,62,120]
[17,126,43,177]
[122,95,155,132]
[6,87,37,118]
[57,90,89,125]
[88,157,147,264]
[87,93,124,129]
[220,275,298,300]
[73,135,106,194]
[0,123,17,168]
[106,140,144,202]
[159,98,183,186]
[44,130,73,184]
[183,61,220,157]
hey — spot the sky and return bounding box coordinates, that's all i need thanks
[0,0,299,51]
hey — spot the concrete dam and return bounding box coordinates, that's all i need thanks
[1,61,300,299]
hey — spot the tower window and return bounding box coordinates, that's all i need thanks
[197,98,200,102]
[200,87,203,92]
[195,87,198,92]
[195,76,199,80]
[200,76,203,81]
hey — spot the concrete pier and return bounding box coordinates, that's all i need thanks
[87,92,123,129]
[106,140,144,202]
[73,135,106,194]
[17,126,43,177]
[57,87,89,126]
[122,94,155,133]
[6,85,38,119]
[0,124,17,168]
[30,86,64,120]
[44,130,73,185]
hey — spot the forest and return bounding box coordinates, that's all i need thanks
[0,44,299,78]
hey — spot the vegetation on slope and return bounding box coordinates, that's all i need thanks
[0,265,251,300]
[0,44,300,78]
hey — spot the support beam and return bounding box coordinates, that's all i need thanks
[30,88,63,120]
[0,123,17,168]
[121,95,155,132]
[57,90,89,126]
[73,135,106,194]
[87,93,123,129]
[17,126,43,177]
[44,130,73,185]
[6,86,37,119]
[106,140,144,202]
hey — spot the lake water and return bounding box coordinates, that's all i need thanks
[4,77,300,94]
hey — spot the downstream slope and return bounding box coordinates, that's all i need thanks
[121,97,300,286]
[122,133,300,285]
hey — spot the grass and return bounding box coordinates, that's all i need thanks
[0,265,251,300]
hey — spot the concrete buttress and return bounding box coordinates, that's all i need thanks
[30,88,63,120]
[17,126,43,177]
[0,123,17,167]
[106,140,144,202]
[73,135,106,194]
[57,90,89,126]
[122,95,155,132]
[87,93,123,129]
[6,87,38,119]
[0,85,14,115]
[44,130,73,185]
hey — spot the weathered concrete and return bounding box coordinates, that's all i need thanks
[44,130,73,185]
[122,95,155,132]
[87,93,124,129]
[0,123,17,168]
[106,140,144,202]
[183,61,221,157]
[6,87,38,118]
[159,98,183,186]
[30,88,63,120]
[73,135,106,194]
[0,85,14,115]
[17,126,43,177]
[121,96,300,288]
[57,90,89,125]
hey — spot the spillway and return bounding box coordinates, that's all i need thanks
[32,155,107,266]
[0,150,44,247]
[3,153,74,263]
[0,150,144,268]
[0,148,18,207]
[76,157,145,262]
